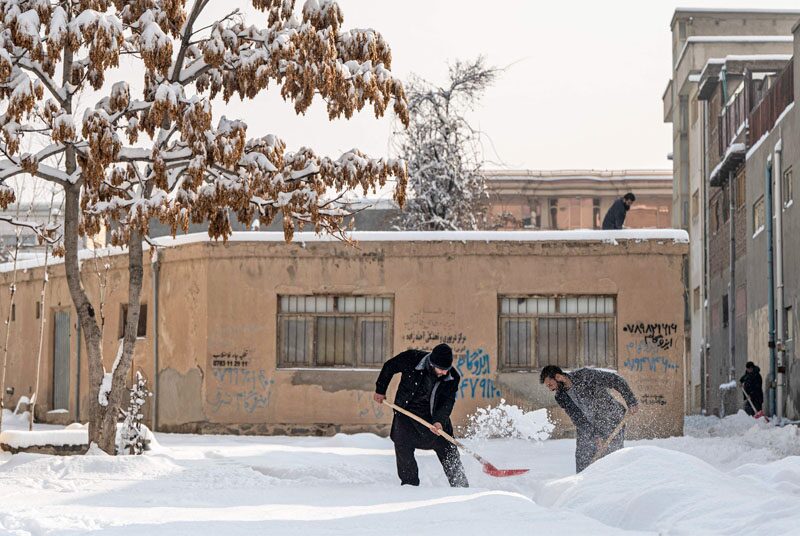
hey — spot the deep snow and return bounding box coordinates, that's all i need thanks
[0,410,798,535]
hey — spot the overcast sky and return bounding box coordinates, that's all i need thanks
[204,0,800,174]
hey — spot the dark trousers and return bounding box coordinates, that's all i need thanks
[575,427,625,473]
[744,395,763,415]
[394,439,469,487]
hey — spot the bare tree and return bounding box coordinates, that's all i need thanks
[394,57,497,231]
[29,189,59,430]
[0,0,408,453]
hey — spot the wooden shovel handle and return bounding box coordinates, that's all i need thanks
[591,412,630,463]
[381,399,463,448]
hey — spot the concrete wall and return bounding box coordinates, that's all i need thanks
[0,235,688,438]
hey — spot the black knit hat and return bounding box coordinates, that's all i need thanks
[429,343,453,370]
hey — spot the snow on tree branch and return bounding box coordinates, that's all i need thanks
[394,57,498,231]
[0,0,409,248]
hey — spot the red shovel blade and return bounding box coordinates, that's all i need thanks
[481,462,529,478]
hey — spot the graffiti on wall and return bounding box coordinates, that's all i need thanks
[623,322,678,351]
[403,331,468,353]
[621,320,680,411]
[401,313,500,400]
[207,349,274,414]
[640,394,667,406]
[211,350,251,368]
[455,347,501,400]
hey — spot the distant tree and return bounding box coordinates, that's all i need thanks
[0,0,408,453]
[394,57,498,231]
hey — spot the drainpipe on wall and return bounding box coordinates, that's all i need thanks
[774,138,786,422]
[728,170,736,382]
[151,248,161,431]
[766,156,777,417]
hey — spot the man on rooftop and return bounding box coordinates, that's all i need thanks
[602,192,636,230]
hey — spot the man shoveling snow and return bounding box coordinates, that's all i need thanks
[374,344,469,487]
[540,365,639,472]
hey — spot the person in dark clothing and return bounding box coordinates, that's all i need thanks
[740,361,764,416]
[540,365,639,473]
[374,343,468,487]
[602,192,636,230]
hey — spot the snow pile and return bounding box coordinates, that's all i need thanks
[686,412,800,458]
[636,412,800,470]
[0,429,88,449]
[0,422,798,534]
[0,409,30,431]
[465,399,554,441]
[539,446,800,535]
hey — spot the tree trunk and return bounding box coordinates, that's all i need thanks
[63,186,145,453]
[62,183,108,451]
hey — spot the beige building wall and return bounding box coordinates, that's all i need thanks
[0,233,688,439]
[486,170,672,231]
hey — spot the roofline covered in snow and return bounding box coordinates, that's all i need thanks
[483,169,672,182]
[670,8,800,29]
[0,230,689,274]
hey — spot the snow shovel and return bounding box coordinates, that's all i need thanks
[590,412,631,464]
[742,387,769,422]
[382,400,529,477]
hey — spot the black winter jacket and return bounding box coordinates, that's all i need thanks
[555,368,638,438]
[376,349,460,436]
[740,366,764,406]
[602,198,629,230]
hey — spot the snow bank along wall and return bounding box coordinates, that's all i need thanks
[0,231,688,439]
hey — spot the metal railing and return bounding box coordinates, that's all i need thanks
[749,61,794,145]
[718,85,750,158]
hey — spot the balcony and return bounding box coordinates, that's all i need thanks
[710,84,750,186]
[708,60,794,186]
[749,60,794,145]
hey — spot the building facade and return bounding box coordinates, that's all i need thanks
[0,231,688,439]
[485,170,672,230]
[743,23,800,421]
[664,8,800,415]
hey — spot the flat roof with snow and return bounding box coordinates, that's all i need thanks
[0,230,689,274]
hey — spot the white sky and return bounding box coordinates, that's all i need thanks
[13,0,800,206]
[203,0,800,173]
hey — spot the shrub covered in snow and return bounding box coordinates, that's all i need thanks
[117,372,151,455]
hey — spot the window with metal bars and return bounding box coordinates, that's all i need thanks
[499,295,617,371]
[277,295,393,368]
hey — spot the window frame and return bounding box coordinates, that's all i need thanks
[783,165,793,208]
[498,295,617,372]
[276,295,394,369]
[119,303,148,339]
[753,195,765,236]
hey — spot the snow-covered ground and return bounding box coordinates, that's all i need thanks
[0,410,799,535]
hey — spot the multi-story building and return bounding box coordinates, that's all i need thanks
[485,170,672,230]
[743,23,799,422]
[664,8,799,414]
